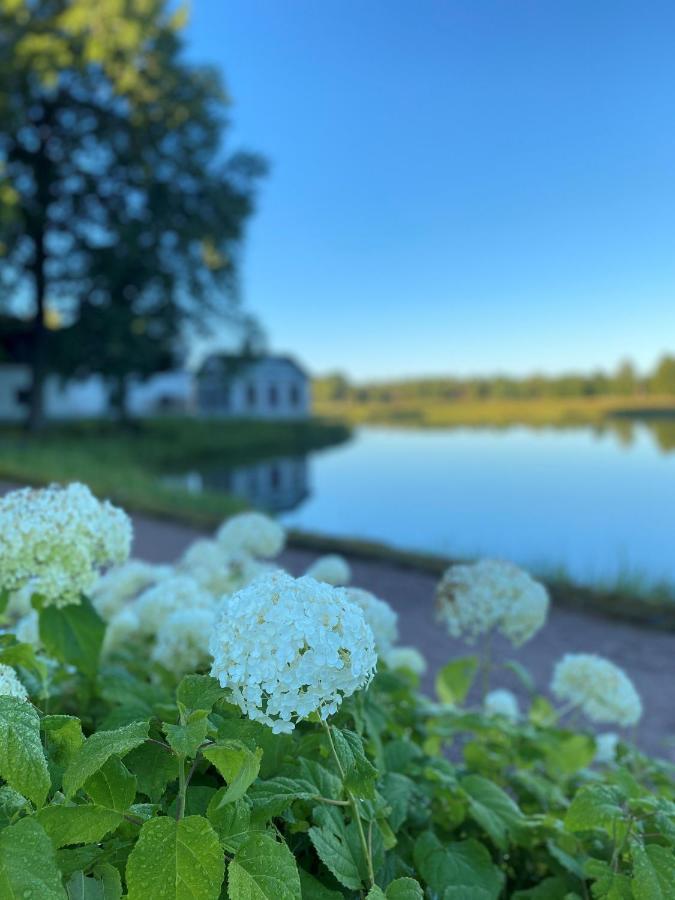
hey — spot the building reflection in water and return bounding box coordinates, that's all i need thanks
[169,456,309,513]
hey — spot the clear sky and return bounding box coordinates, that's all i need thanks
[185,1,675,380]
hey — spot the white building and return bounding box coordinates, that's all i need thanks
[197,354,310,420]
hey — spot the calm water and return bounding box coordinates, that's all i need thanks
[185,422,675,585]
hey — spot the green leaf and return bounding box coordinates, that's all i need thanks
[413,832,504,900]
[39,596,105,679]
[163,711,209,758]
[124,742,179,803]
[63,720,149,798]
[203,740,262,803]
[126,815,224,900]
[247,776,316,821]
[380,773,416,831]
[0,817,66,898]
[631,841,675,900]
[545,734,595,776]
[66,864,122,898]
[435,657,478,705]
[228,833,301,900]
[366,889,386,900]
[298,868,344,900]
[177,675,223,713]
[84,757,136,812]
[461,774,525,849]
[37,803,123,848]
[43,716,85,769]
[207,796,258,852]
[586,859,633,899]
[308,812,364,891]
[565,784,626,835]
[386,878,424,900]
[0,695,50,806]
[330,729,377,799]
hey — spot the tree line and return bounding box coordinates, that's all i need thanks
[314,357,675,404]
[0,0,264,428]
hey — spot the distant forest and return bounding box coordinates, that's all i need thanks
[314,356,675,404]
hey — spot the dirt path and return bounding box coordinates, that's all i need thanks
[131,512,675,760]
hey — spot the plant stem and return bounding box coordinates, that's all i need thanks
[321,720,376,889]
[176,756,187,821]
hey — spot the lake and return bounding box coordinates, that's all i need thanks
[184,420,675,586]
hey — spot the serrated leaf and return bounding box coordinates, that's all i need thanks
[381,773,416,831]
[565,784,626,835]
[461,774,525,849]
[413,832,503,900]
[435,657,478,705]
[126,814,224,900]
[66,864,122,898]
[43,716,85,770]
[298,868,344,899]
[203,739,262,803]
[308,814,364,891]
[39,597,105,679]
[631,841,675,900]
[0,695,50,806]
[386,878,424,900]
[0,817,66,898]
[177,674,223,713]
[228,833,301,900]
[37,803,122,847]
[207,795,258,851]
[124,742,179,803]
[63,720,149,798]
[248,776,316,821]
[163,711,209,757]
[330,729,377,799]
[84,757,136,812]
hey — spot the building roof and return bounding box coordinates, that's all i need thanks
[198,353,307,380]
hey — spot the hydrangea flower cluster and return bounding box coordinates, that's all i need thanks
[179,539,271,597]
[306,554,351,586]
[217,512,285,559]
[594,732,619,764]
[0,664,28,701]
[484,688,520,722]
[346,587,398,654]
[152,607,216,674]
[134,574,214,635]
[209,571,377,733]
[0,483,132,607]
[551,653,642,727]
[91,559,172,621]
[436,559,549,646]
[384,645,427,676]
[102,606,141,657]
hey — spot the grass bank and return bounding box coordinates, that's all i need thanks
[0,416,349,526]
[313,395,675,428]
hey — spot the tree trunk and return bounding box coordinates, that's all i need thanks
[111,374,132,425]
[26,227,47,432]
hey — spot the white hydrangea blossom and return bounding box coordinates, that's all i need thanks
[0,664,28,701]
[152,607,216,674]
[216,512,285,559]
[484,688,520,722]
[436,559,549,646]
[134,574,214,636]
[384,646,427,676]
[306,554,351,587]
[102,607,141,657]
[551,653,642,727]
[6,585,34,618]
[15,610,40,648]
[91,559,172,621]
[0,483,132,607]
[209,571,377,733]
[594,732,619,765]
[346,587,398,654]
[179,539,272,597]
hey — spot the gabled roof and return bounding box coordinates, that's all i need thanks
[198,353,307,380]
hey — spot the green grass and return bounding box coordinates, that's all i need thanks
[313,395,675,428]
[0,417,350,527]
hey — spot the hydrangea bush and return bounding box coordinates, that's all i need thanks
[0,482,673,899]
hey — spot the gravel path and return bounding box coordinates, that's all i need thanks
[131,513,675,761]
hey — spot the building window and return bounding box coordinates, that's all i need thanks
[268,384,279,407]
[246,383,257,408]
[289,384,301,407]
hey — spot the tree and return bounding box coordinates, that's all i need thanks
[0,0,264,427]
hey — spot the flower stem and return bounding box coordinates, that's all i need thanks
[176,756,187,821]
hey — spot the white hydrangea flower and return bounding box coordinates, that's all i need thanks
[594,732,619,765]
[436,559,549,646]
[179,539,272,597]
[0,664,28,701]
[209,571,377,733]
[484,688,520,722]
[384,646,427,676]
[152,607,216,674]
[0,483,132,608]
[102,606,141,657]
[306,554,351,587]
[216,512,285,559]
[346,587,398,654]
[91,559,172,621]
[551,653,642,727]
[14,610,40,648]
[135,574,214,636]
[6,585,34,618]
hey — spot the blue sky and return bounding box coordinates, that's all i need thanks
[185,1,675,380]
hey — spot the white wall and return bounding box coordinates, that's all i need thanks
[44,375,110,418]
[127,371,195,416]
